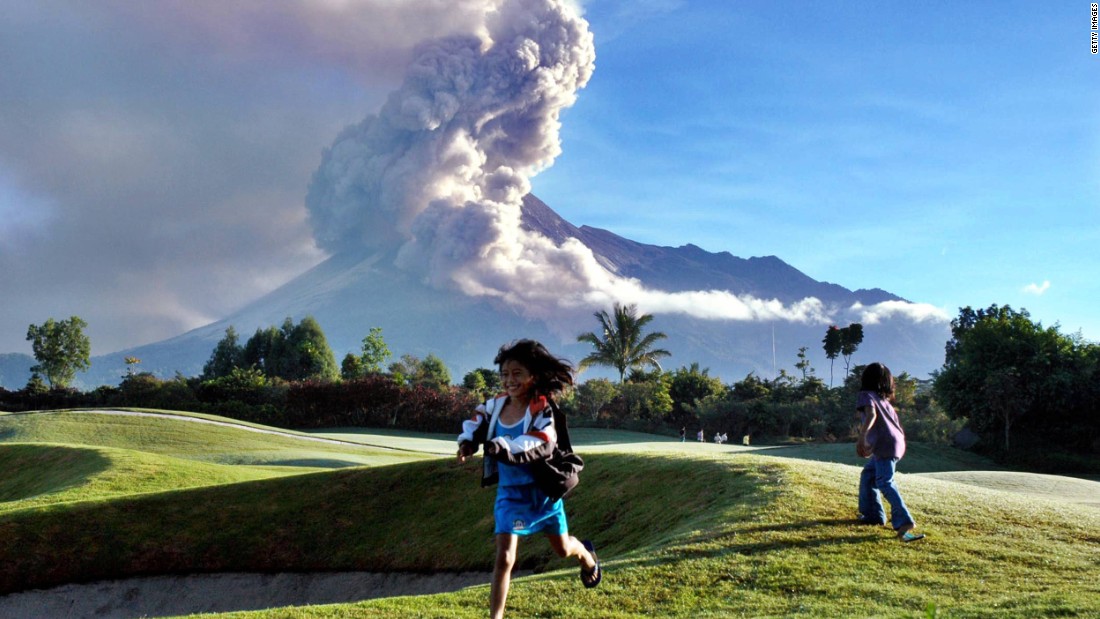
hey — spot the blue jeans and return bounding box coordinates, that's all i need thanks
[859,456,915,531]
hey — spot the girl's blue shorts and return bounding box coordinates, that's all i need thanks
[494,483,568,536]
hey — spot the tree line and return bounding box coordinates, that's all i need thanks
[7,302,1099,474]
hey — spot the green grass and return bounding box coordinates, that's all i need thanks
[1,410,1098,618]
[0,409,437,468]
[0,443,290,512]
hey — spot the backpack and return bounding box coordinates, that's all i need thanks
[529,397,584,500]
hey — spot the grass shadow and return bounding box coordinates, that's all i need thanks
[0,444,111,504]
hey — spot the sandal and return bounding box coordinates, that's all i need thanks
[580,539,602,588]
[899,530,926,542]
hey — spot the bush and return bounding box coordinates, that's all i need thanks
[284,375,477,432]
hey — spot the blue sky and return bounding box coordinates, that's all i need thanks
[0,0,1097,355]
[536,1,1100,341]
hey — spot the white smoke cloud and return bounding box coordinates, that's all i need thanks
[850,300,950,325]
[305,0,942,329]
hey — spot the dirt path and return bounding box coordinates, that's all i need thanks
[0,571,493,619]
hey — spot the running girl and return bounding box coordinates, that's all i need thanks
[457,339,601,619]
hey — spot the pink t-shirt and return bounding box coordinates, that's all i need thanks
[857,391,906,460]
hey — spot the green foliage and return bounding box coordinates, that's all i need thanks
[24,373,48,396]
[732,372,770,401]
[202,326,244,380]
[667,363,725,426]
[839,322,863,376]
[822,323,863,385]
[934,305,1094,457]
[238,317,338,382]
[387,353,451,390]
[621,380,672,420]
[360,327,392,374]
[340,353,363,380]
[574,377,618,421]
[418,354,451,389]
[822,325,842,386]
[462,367,499,400]
[25,316,91,388]
[794,346,814,380]
[119,372,200,411]
[283,316,339,381]
[285,375,475,430]
[577,303,671,382]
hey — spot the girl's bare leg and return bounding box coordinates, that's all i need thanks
[546,533,597,573]
[491,534,518,619]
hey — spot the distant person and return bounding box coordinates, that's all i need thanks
[742,434,750,446]
[680,427,686,442]
[856,362,925,542]
[697,429,704,442]
[457,339,601,619]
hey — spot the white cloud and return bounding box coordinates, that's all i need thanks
[1022,280,1051,295]
[849,300,951,325]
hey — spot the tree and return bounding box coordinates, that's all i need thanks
[794,346,814,381]
[341,353,364,380]
[417,354,452,390]
[388,353,451,390]
[243,325,285,378]
[202,326,243,380]
[463,367,500,400]
[26,316,91,388]
[840,323,864,378]
[732,372,770,401]
[668,363,724,425]
[242,317,337,382]
[284,316,339,381]
[360,327,391,374]
[577,303,671,382]
[823,326,842,387]
[575,378,618,421]
[934,305,1076,453]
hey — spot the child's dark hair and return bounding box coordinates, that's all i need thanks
[860,362,895,399]
[494,339,575,395]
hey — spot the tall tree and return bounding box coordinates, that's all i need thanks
[242,317,337,381]
[795,346,814,381]
[840,323,864,378]
[576,303,671,383]
[823,325,842,387]
[202,326,244,380]
[26,316,91,388]
[243,325,284,378]
[284,316,339,381]
[360,327,392,374]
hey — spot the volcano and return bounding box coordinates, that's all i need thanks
[66,195,948,388]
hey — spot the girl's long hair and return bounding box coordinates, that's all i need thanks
[860,362,895,399]
[494,339,575,396]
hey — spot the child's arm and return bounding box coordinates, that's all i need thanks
[457,403,491,462]
[856,405,876,458]
[485,410,557,464]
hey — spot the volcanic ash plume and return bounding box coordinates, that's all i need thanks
[305,0,926,327]
[306,0,598,299]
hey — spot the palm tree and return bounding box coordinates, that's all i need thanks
[576,303,671,382]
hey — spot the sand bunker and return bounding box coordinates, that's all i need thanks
[0,571,492,619]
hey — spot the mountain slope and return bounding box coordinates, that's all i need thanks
[72,195,947,386]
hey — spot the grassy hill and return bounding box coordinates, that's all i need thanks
[0,409,1097,618]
